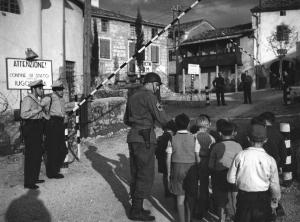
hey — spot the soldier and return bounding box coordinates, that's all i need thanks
[124,72,171,221]
[212,73,226,106]
[21,80,46,189]
[42,80,68,179]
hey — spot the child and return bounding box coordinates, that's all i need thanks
[210,118,227,143]
[209,120,242,222]
[156,120,177,197]
[227,123,281,222]
[192,114,215,219]
[166,113,200,222]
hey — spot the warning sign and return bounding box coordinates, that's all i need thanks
[6,58,53,90]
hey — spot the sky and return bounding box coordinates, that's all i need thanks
[97,0,260,28]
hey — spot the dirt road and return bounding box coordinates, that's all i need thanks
[1,89,300,222]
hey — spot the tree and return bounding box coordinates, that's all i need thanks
[267,24,297,80]
[135,8,145,77]
[90,19,99,86]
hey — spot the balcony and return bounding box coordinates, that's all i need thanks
[180,52,242,68]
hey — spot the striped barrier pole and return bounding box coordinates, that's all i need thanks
[68,0,202,116]
[205,86,210,105]
[285,87,291,105]
[75,95,81,159]
[280,123,293,187]
[61,122,69,173]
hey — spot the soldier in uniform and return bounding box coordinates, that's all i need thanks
[42,80,68,179]
[124,72,171,221]
[212,73,226,106]
[21,80,46,189]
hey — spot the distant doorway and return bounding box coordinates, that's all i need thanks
[269,60,295,88]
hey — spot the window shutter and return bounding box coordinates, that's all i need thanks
[100,39,110,59]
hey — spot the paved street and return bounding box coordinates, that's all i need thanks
[0,89,300,222]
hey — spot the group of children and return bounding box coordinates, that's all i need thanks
[155,112,285,222]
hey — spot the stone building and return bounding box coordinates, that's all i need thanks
[91,6,169,84]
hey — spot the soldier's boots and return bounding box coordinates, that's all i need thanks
[129,198,155,221]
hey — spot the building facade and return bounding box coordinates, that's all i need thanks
[177,23,254,92]
[0,0,84,110]
[251,0,300,88]
[91,7,169,85]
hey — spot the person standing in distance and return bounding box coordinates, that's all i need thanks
[124,72,171,221]
[42,80,68,179]
[213,73,226,106]
[21,80,46,189]
[241,71,253,104]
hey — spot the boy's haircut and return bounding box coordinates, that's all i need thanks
[196,114,211,128]
[259,112,275,124]
[250,116,266,126]
[175,113,190,130]
[220,121,235,136]
[163,119,177,133]
[216,119,227,132]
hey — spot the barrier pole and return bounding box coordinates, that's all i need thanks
[205,86,210,105]
[75,95,81,159]
[280,122,293,187]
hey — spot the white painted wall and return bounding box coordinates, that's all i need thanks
[0,0,83,109]
[253,9,300,65]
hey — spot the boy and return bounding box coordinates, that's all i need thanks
[155,120,177,197]
[192,114,215,219]
[166,113,200,222]
[209,120,242,222]
[227,123,281,222]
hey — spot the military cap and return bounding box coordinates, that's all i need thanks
[28,79,44,88]
[249,124,267,142]
[143,72,162,85]
[51,80,64,89]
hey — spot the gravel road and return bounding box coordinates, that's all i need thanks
[1,89,300,222]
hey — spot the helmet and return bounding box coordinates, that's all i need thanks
[143,72,162,85]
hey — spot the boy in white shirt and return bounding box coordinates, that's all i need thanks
[227,123,281,222]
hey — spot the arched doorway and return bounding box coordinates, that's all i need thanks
[269,60,295,88]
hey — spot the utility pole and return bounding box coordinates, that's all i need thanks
[172,5,182,93]
[82,0,92,137]
[83,0,91,95]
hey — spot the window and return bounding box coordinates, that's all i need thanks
[280,10,286,16]
[130,24,136,37]
[101,19,108,32]
[169,50,176,61]
[128,41,136,73]
[0,0,20,14]
[99,38,111,59]
[151,45,159,63]
[151,28,158,38]
[276,25,289,41]
[65,61,75,100]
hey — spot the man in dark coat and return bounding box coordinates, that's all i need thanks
[212,73,226,106]
[241,71,253,104]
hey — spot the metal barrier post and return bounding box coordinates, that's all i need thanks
[280,122,293,187]
[205,86,210,105]
[75,95,81,159]
[61,123,69,173]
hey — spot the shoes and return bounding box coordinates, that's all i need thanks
[24,184,39,189]
[222,103,227,106]
[141,208,151,215]
[36,179,45,184]
[129,210,155,221]
[48,173,64,179]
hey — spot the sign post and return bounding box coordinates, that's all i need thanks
[188,64,200,101]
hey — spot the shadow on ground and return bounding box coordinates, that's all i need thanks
[85,146,176,221]
[5,189,51,222]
